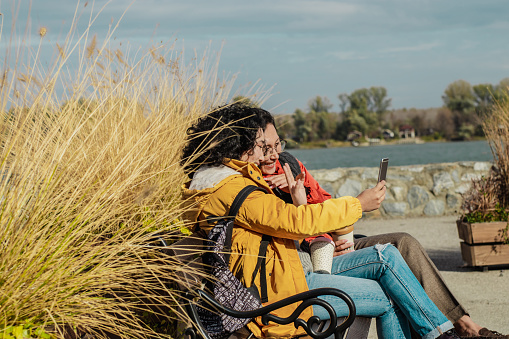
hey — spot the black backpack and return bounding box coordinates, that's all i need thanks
[196,185,271,339]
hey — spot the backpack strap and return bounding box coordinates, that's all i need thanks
[225,185,272,303]
[228,185,267,217]
[272,152,300,203]
[224,185,268,260]
[278,151,301,178]
[250,234,272,303]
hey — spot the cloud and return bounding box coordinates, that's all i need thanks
[10,0,509,48]
[327,51,369,61]
[382,42,442,54]
[4,0,509,111]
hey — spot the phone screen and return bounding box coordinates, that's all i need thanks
[378,158,389,182]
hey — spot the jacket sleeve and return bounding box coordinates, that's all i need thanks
[233,183,362,240]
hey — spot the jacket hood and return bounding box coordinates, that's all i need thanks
[181,159,268,223]
[188,164,239,191]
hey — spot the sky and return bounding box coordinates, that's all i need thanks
[3,0,509,114]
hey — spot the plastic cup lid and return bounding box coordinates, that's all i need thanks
[309,236,335,246]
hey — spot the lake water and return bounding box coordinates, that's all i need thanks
[286,140,493,170]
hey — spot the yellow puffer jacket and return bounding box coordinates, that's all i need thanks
[181,159,362,338]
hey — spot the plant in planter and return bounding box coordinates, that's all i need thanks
[457,98,509,268]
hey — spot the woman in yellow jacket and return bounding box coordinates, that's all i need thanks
[180,103,460,339]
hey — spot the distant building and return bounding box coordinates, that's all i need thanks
[382,129,395,139]
[347,130,362,141]
[399,125,415,139]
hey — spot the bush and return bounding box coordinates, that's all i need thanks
[460,94,509,224]
[461,174,508,223]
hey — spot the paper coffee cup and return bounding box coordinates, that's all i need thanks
[331,225,355,252]
[309,236,335,274]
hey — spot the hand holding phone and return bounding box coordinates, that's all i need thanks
[378,158,389,183]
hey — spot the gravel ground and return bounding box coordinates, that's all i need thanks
[352,215,509,338]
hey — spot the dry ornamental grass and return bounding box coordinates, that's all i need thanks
[0,4,249,338]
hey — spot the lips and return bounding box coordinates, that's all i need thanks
[261,161,276,174]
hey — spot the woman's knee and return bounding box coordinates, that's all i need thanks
[389,232,426,254]
[385,232,416,246]
[374,243,406,263]
[374,242,397,254]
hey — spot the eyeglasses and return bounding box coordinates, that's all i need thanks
[254,142,265,150]
[263,139,286,158]
[246,142,266,157]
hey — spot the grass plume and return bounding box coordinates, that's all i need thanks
[0,6,236,338]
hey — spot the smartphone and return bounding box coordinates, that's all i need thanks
[378,158,389,182]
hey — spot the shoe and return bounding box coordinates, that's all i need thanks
[476,328,509,338]
[459,328,509,338]
[438,329,461,338]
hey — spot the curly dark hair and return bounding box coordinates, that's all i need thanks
[181,103,268,177]
[258,108,275,128]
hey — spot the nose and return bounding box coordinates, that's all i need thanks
[264,149,279,161]
[258,152,266,163]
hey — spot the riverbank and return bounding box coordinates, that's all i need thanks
[309,161,492,218]
[355,215,509,338]
[288,138,422,149]
[288,137,487,150]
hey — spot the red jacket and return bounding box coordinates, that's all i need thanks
[264,157,332,204]
[263,156,333,242]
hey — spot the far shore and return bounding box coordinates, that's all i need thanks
[287,137,487,150]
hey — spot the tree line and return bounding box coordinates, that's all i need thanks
[251,78,509,145]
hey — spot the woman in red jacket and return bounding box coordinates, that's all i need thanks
[258,110,506,338]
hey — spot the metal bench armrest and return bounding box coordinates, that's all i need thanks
[183,287,356,339]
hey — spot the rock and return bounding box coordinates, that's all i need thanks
[474,162,491,171]
[423,200,445,216]
[455,183,472,194]
[320,182,335,196]
[361,168,379,180]
[404,166,424,173]
[432,172,454,195]
[384,189,395,201]
[346,169,363,177]
[337,178,362,197]
[458,161,475,167]
[427,163,453,171]
[446,193,460,208]
[390,186,406,202]
[407,186,430,209]
[451,170,460,183]
[310,169,345,182]
[387,173,414,182]
[461,173,482,182]
[364,209,382,219]
[382,202,408,216]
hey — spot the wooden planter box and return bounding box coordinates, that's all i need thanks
[456,220,509,267]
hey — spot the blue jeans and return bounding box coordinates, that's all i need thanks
[305,244,453,339]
